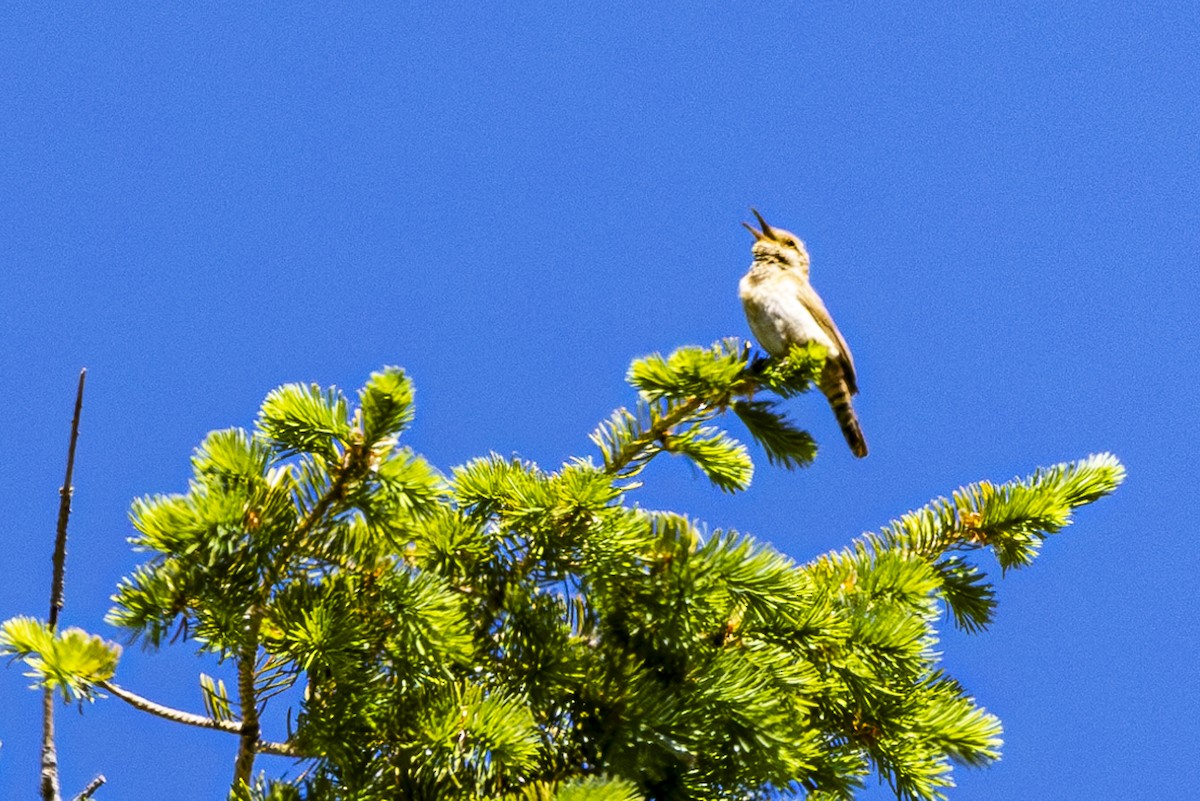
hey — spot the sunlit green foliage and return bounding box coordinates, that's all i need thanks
[1,346,1124,801]
[0,617,120,702]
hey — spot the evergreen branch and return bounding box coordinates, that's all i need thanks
[257,383,352,461]
[1,619,120,702]
[77,360,1126,798]
[845,452,1125,631]
[599,340,826,487]
[593,396,705,477]
[864,452,1125,566]
[627,338,751,401]
[592,396,756,491]
[258,440,370,597]
[192,428,272,490]
[229,417,373,788]
[553,775,643,800]
[732,400,817,469]
[933,558,996,633]
[359,366,415,444]
[200,672,235,723]
[232,607,265,790]
[289,441,366,551]
[754,341,826,398]
[253,653,299,705]
[667,425,754,492]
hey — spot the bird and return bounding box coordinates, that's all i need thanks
[739,209,868,458]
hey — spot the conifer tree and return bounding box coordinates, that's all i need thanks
[2,340,1124,801]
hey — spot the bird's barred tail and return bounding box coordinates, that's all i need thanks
[819,369,868,458]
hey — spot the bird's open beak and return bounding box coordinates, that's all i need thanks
[741,221,764,240]
[751,208,776,240]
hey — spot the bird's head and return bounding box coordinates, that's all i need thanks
[743,208,810,272]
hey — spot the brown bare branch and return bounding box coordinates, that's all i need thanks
[42,369,87,801]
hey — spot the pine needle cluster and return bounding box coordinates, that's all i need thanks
[1,342,1124,801]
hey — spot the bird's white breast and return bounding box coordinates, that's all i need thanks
[739,273,840,360]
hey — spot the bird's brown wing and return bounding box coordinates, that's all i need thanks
[795,282,859,394]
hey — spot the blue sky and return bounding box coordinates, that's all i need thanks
[2,3,1196,798]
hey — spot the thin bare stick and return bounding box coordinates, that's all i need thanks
[99,681,302,757]
[68,775,106,801]
[42,369,87,801]
[100,681,242,734]
[50,369,86,628]
[257,740,303,758]
[40,687,60,801]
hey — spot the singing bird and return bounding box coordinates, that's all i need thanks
[739,209,868,458]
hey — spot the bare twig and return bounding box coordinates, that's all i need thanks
[100,680,242,734]
[40,687,60,801]
[99,681,302,757]
[49,369,87,628]
[42,369,87,801]
[257,740,303,758]
[68,775,106,801]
